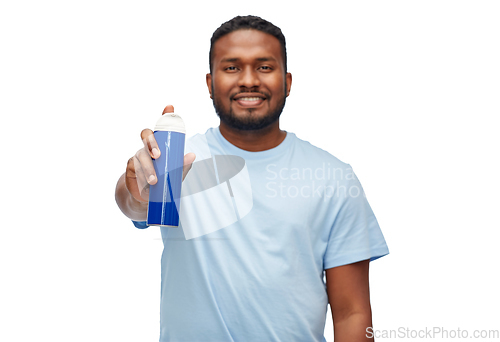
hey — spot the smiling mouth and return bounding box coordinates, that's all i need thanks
[233,93,267,107]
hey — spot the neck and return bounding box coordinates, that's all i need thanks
[219,121,287,152]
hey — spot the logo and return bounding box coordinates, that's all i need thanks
[179,154,253,239]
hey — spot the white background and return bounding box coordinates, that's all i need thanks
[1,1,499,341]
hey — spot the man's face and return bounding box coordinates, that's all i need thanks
[206,29,292,131]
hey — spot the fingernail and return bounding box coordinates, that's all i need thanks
[148,175,156,184]
[152,148,160,158]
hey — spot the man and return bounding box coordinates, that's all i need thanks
[115,15,388,342]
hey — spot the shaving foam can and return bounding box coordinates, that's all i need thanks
[147,112,186,227]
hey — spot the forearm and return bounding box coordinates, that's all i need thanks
[333,311,373,342]
[115,173,148,221]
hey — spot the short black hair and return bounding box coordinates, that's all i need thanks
[209,15,287,74]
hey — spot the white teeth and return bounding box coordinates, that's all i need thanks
[238,97,262,101]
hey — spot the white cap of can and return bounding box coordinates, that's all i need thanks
[154,113,186,134]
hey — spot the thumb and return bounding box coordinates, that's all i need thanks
[182,153,196,181]
[163,105,174,114]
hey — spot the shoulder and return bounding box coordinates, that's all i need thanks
[186,128,213,145]
[290,132,351,171]
[184,128,217,159]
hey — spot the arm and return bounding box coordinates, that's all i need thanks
[325,259,374,342]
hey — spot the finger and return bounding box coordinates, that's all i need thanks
[163,105,174,114]
[182,152,196,181]
[134,158,151,201]
[135,148,157,185]
[125,156,149,202]
[141,128,160,159]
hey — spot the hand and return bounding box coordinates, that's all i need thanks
[125,105,196,203]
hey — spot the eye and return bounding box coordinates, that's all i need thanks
[259,66,273,72]
[225,66,238,72]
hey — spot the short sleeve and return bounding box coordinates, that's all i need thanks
[323,169,389,269]
[132,220,148,229]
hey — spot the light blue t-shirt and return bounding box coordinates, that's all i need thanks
[134,127,389,342]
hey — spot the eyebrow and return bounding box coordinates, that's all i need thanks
[220,57,278,63]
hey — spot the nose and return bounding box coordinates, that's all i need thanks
[237,66,260,88]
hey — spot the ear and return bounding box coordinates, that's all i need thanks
[285,72,292,97]
[206,73,213,99]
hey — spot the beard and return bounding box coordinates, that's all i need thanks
[211,84,287,131]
